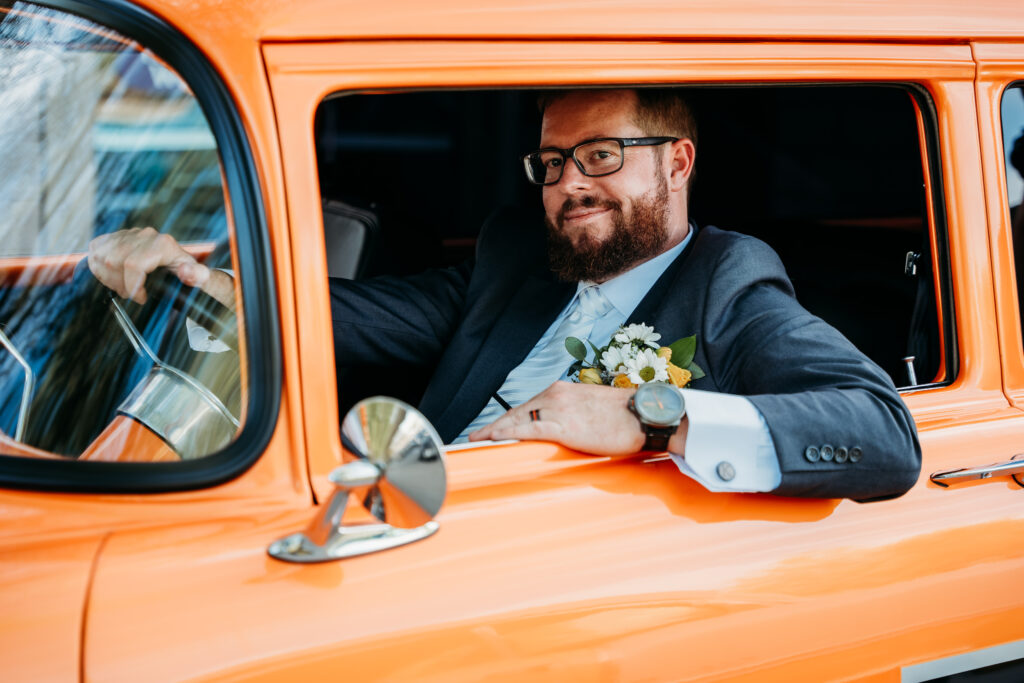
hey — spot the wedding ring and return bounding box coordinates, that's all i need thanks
[529,409,541,422]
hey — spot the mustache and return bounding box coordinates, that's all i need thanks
[556,195,621,226]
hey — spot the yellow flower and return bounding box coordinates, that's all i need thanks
[579,368,603,384]
[656,346,672,362]
[612,373,637,389]
[667,363,692,388]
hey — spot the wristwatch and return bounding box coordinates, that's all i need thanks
[628,382,686,451]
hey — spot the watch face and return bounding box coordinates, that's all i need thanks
[635,382,685,427]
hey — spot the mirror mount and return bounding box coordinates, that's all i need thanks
[268,397,446,563]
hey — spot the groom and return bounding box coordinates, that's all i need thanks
[88,88,921,500]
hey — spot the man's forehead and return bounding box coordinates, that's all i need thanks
[539,90,643,146]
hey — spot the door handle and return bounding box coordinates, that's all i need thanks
[930,453,1024,488]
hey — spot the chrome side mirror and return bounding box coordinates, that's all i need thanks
[268,396,447,563]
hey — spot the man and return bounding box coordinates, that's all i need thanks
[89,88,921,500]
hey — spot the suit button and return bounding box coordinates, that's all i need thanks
[716,461,736,481]
[820,445,834,462]
[835,447,849,463]
[849,446,863,463]
[804,446,820,463]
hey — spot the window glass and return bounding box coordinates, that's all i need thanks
[0,2,242,461]
[1005,84,1024,343]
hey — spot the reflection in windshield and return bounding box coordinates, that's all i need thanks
[0,3,239,459]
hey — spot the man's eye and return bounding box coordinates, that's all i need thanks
[544,157,563,169]
[586,149,618,164]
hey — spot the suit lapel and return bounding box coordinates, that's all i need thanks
[431,273,574,441]
[627,223,700,335]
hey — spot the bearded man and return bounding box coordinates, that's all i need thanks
[89,88,921,500]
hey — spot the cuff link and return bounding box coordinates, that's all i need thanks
[716,461,736,481]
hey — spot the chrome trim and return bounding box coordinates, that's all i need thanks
[902,355,918,387]
[110,299,162,366]
[268,522,439,564]
[118,367,238,460]
[0,327,34,442]
[903,639,1024,682]
[269,397,446,563]
[930,453,1024,487]
[110,297,238,459]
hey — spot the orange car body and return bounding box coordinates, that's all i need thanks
[3,1,1024,681]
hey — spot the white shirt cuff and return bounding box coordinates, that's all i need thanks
[184,267,234,354]
[669,388,782,493]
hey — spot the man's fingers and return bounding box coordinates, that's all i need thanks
[88,227,198,303]
[469,398,553,441]
[122,261,150,304]
[175,260,210,288]
[489,418,565,443]
[86,252,127,298]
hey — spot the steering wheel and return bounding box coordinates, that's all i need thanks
[75,259,241,460]
[129,265,237,353]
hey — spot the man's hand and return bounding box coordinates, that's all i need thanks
[468,381,688,456]
[87,227,234,308]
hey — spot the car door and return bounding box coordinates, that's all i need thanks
[75,37,1024,682]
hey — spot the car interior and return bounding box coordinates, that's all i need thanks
[314,85,945,418]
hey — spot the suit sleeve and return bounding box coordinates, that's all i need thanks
[329,261,473,369]
[699,235,921,500]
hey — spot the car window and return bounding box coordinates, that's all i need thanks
[1003,84,1024,341]
[316,86,949,416]
[0,2,243,462]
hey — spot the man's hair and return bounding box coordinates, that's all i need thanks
[537,88,697,148]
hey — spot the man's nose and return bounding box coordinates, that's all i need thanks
[557,157,592,192]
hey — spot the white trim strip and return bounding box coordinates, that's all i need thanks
[903,640,1024,682]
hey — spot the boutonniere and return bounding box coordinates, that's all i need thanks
[565,323,706,389]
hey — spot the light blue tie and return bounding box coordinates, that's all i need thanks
[455,284,614,441]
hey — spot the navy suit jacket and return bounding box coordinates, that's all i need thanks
[330,210,922,500]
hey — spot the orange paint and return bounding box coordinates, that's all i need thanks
[79,416,179,463]
[1,2,1023,682]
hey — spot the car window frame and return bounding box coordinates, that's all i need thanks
[0,0,280,492]
[315,82,957,390]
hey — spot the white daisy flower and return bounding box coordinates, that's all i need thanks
[613,323,662,348]
[600,345,630,375]
[624,348,670,384]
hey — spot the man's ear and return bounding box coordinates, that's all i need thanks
[667,138,696,193]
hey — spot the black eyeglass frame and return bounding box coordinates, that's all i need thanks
[521,136,679,186]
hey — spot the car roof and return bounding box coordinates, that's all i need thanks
[137,0,1024,44]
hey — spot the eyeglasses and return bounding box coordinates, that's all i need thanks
[521,136,678,186]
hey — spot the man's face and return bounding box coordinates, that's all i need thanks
[540,90,673,282]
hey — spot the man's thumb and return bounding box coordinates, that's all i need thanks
[176,260,210,287]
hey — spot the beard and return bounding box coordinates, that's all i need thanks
[545,175,671,283]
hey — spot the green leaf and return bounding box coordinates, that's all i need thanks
[567,359,584,377]
[668,335,697,367]
[565,337,588,361]
[588,340,603,362]
[687,361,706,380]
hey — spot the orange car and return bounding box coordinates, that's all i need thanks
[3,0,1024,680]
